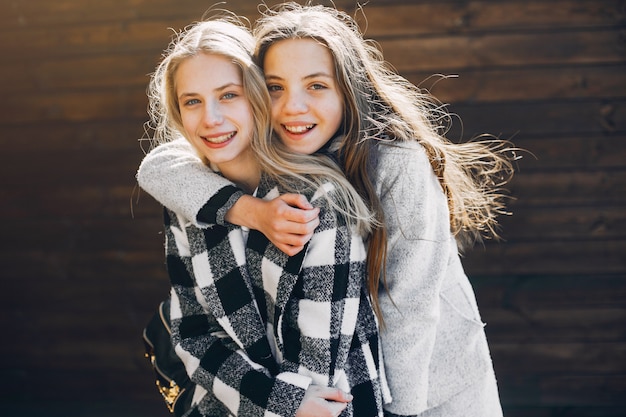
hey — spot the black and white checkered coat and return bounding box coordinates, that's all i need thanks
[166,173,386,417]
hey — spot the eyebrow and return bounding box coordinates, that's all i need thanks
[265,72,333,81]
[177,92,197,100]
[177,82,243,100]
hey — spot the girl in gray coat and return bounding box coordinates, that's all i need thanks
[138,3,516,416]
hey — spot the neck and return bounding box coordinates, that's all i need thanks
[213,148,260,194]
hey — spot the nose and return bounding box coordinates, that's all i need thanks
[281,89,308,115]
[202,102,224,126]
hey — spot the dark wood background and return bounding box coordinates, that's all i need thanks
[1,0,624,416]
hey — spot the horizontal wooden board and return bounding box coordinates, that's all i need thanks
[361,0,626,36]
[408,64,626,104]
[490,342,626,373]
[472,274,626,310]
[378,29,625,73]
[497,374,626,406]
[509,133,626,171]
[3,400,171,417]
[448,99,626,138]
[0,52,159,93]
[0,184,161,220]
[2,0,622,35]
[0,86,148,125]
[502,406,626,417]
[0,368,171,404]
[482,308,626,343]
[0,119,149,151]
[504,170,626,207]
[0,219,167,252]
[0,249,167,281]
[463,240,626,275]
[1,148,146,184]
[0,0,356,31]
[496,205,626,240]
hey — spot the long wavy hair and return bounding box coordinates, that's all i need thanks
[255,2,516,323]
[146,14,374,234]
[146,17,270,163]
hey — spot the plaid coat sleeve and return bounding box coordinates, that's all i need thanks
[164,208,312,416]
[247,180,387,417]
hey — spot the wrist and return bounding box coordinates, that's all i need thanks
[225,194,259,229]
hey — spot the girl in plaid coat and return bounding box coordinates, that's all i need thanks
[142,15,387,417]
[139,3,517,417]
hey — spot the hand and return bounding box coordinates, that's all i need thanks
[255,194,320,256]
[295,385,353,417]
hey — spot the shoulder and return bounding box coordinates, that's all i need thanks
[375,140,431,173]
[373,140,449,235]
[142,137,197,163]
[373,140,436,192]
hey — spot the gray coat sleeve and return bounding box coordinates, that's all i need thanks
[136,138,243,227]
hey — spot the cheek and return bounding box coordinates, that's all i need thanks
[327,99,344,128]
[270,99,281,117]
[239,103,255,131]
[180,113,197,137]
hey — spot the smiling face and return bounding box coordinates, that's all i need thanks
[176,52,256,176]
[263,38,344,155]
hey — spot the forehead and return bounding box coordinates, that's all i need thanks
[264,38,335,73]
[176,53,242,88]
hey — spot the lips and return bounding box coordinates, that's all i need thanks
[202,131,235,144]
[283,124,314,134]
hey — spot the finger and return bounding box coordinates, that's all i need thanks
[280,193,314,209]
[281,220,318,237]
[283,206,320,225]
[325,401,348,417]
[310,386,353,403]
[271,229,313,246]
[274,243,306,257]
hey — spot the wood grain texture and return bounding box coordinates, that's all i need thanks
[0,0,624,415]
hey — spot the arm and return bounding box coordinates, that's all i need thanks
[137,138,240,226]
[227,194,320,256]
[137,138,319,254]
[375,143,452,413]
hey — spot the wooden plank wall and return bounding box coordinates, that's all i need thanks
[0,0,624,415]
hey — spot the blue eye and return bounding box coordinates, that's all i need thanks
[184,98,200,106]
[311,83,326,90]
[222,92,237,100]
[266,84,283,92]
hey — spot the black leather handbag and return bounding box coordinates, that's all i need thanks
[143,297,194,416]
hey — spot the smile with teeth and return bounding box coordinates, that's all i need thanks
[284,124,314,134]
[203,131,235,144]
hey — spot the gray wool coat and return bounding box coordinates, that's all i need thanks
[370,141,503,417]
[137,138,503,417]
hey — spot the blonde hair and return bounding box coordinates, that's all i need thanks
[146,16,272,167]
[255,2,516,321]
[146,13,374,234]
